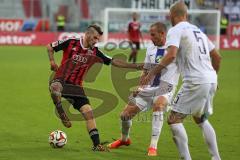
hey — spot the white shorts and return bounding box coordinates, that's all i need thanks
[129,81,176,111]
[172,83,217,117]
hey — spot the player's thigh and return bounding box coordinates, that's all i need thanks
[172,83,211,115]
[167,110,187,124]
[153,87,175,112]
[193,83,217,124]
[203,83,217,116]
[130,42,139,52]
[129,89,154,112]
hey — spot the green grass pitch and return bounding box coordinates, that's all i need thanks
[0,46,239,160]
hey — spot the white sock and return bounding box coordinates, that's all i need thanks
[121,120,132,141]
[170,123,191,160]
[198,120,221,160]
[149,111,164,149]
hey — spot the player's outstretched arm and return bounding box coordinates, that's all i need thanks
[111,59,143,70]
[46,44,59,71]
[210,49,221,73]
[132,69,148,96]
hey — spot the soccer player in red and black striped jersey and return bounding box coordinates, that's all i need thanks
[47,25,142,151]
[128,12,143,63]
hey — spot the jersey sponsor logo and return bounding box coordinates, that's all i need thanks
[72,54,88,63]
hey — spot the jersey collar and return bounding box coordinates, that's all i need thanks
[80,36,88,50]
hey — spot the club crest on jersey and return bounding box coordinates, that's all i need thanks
[155,55,162,63]
[155,49,165,63]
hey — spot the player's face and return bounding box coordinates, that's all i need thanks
[150,26,165,46]
[87,31,100,48]
[132,13,138,21]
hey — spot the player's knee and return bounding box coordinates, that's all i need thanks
[82,110,94,120]
[153,97,167,112]
[153,104,165,112]
[50,82,63,97]
[80,105,94,120]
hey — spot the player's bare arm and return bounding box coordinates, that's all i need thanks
[47,44,58,71]
[210,49,222,73]
[111,59,143,70]
[141,46,177,85]
[132,69,148,97]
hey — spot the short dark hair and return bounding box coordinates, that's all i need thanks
[150,22,167,33]
[87,24,103,35]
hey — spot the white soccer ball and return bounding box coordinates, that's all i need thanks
[49,130,67,148]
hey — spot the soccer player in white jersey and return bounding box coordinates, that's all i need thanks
[141,1,222,160]
[107,22,180,156]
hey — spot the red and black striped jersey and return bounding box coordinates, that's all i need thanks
[128,21,141,42]
[51,36,112,86]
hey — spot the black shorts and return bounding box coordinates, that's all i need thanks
[50,79,90,110]
[62,83,90,110]
[130,41,140,50]
[63,94,90,111]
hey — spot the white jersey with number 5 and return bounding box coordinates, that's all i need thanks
[166,21,217,84]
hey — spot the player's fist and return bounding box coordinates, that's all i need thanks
[132,87,143,97]
[50,61,58,71]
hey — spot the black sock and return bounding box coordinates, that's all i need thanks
[89,128,100,147]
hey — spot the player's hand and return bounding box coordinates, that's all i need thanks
[132,87,143,97]
[136,63,144,70]
[50,61,59,71]
[132,89,140,97]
